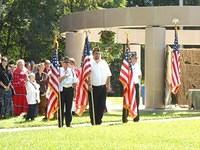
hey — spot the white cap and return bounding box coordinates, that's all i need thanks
[28,72,35,77]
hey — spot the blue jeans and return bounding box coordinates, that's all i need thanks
[0,88,13,118]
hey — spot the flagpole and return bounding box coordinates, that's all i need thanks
[53,35,63,128]
[90,86,96,125]
[58,91,63,127]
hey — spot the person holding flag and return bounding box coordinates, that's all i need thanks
[59,57,78,127]
[75,35,111,125]
[119,38,140,123]
[89,47,112,125]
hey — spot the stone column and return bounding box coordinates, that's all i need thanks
[65,32,85,66]
[145,27,166,108]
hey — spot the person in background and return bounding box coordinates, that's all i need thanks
[69,57,80,115]
[12,59,28,116]
[42,59,51,120]
[89,48,112,125]
[7,60,15,116]
[35,63,48,116]
[69,57,80,77]
[25,73,40,121]
[8,59,16,75]
[25,62,32,73]
[30,60,37,73]
[44,60,51,75]
[59,57,78,127]
[0,57,13,119]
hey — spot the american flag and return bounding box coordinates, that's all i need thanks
[119,39,137,118]
[171,28,181,94]
[47,50,60,119]
[75,36,91,116]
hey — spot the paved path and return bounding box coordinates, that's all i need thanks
[1,116,200,133]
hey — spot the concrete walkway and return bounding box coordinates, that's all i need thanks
[1,116,200,133]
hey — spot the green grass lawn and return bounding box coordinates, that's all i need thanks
[0,120,200,150]
[0,97,200,129]
[1,110,200,129]
[1,97,200,149]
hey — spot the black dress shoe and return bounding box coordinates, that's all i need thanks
[133,119,139,122]
[122,119,128,123]
[42,117,47,121]
[66,122,71,127]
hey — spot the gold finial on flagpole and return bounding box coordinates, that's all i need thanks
[126,32,128,39]
[53,34,59,50]
[172,18,179,30]
[84,30,91,37]
[126,32,129,43]
[125,32,130,50]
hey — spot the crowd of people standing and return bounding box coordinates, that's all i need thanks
[0,48,142,127]
[0,53,83,123]
[0,55,51,120]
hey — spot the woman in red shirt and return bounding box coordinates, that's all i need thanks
[12,59,28,116]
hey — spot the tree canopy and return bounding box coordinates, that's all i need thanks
[0,0,199,61]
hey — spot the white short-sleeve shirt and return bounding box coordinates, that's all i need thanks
[131,63,142,84]
[90,59,112,86]
[59,67,78,91]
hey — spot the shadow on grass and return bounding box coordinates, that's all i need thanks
[1,109,200,129]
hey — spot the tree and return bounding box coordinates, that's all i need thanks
[126,0,200,6]
[0,0,66,61]
[97,30,123,96]
[97,0,126,8]
[64,0,98,13]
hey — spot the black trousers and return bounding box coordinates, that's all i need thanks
[122,84,140,122]
[60,87,74,127]
[26,104,37,120]
[89,85,106,125]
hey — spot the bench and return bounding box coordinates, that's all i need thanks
[188,89,200,110]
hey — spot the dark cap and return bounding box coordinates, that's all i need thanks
[92,47,100,54]
[129,51,137,58]
[62,56,70,63]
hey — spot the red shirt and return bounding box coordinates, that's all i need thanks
[12,68,28,95]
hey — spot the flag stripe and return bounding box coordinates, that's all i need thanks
[75,36,91,116]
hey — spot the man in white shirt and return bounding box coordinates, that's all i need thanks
[59,57,78,127]
[89,48,112,125]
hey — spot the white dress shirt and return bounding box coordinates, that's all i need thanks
[59,67,78,91]
[131,62,142,84]
[90,59,112,86]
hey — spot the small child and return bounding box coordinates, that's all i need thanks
[25,72,40,121]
